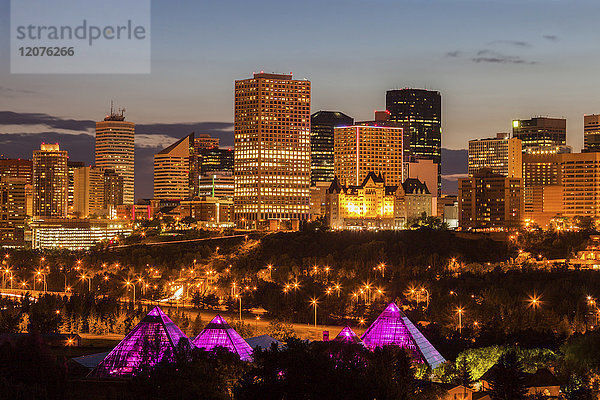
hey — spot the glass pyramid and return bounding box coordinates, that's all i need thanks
[91,306,189,378]
[360,302,445,369]
[191,315,253,362]
[333,326,363,344]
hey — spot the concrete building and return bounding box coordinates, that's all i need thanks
[386,88,442,195]
[198,172,234,199]
[154,133,195,200]
[0,159,32,184]
[512,117,566,151]
[0,177,28,246]
[309,181,331,220]
[95,108,135,204]
[458,169,523,230]
[334,113,405,187]
[407,158,438,215]
[194,134,219,151]
[33,143,68,218]
[199,147,234,175]
[234,72,311,229]
[73,166,105,217]
[67,161,85,215]
[30,218,132,250]
[310,111,354,186]
[326,172,432,230]
[180,197,235,228]
[584,114,600,153]
[468,133,522,178]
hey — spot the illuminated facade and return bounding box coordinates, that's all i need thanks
[154,132,195,200]
[512,117,566,151]
[95,109,135,204]
[33,143,68,218]
[194,134,219,151]
[67,161,84,215]
[0,159,32,184]
[458,168,523,230]
[198,172,234,199]
[334,124,404,187]
[310,111,354,186]
[199,147,234,175]
[73,166,105,217]
[468,133,522,178]
[30,218,132,250]
[0,177,28,246]
[326,173,432,230]
[386,89,442,195]
[584,114,600,153]
[234,72,311,229]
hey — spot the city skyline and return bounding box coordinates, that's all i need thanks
[2,1,600,187]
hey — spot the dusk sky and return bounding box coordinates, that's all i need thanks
[1,0,599,198]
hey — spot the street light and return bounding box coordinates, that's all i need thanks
[125,280,136,303]
[527,293,542,310]
[456,307,464,334]
[235,294,242,321]
[310,298,318,327]
[79,273,91,291]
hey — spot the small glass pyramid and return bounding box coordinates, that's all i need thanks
[360,302,445,369]
[191,315,253,361]
[91,306,190,378]
[333,326,363,344]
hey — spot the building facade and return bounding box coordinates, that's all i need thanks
[30,218,132,250]
[458,169,523,230]
[386,88,442,195]
[95,109,135,204]
[326,172,432,230]
[310,111,354,186]
[33,143,68,218]
[512,117,566,151]
[198,172,234,199]
[0,159,32,184]
[468,133,522,178]
[584,114,600,153]
[0,177,28,245]
[154,133,195,200]
[199,147,234,175]
[334,122,404,186]
[234,72,311,229]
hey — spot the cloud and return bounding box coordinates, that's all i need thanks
[543,35,559,41]
[441,173,468,182]
[488,40,530,47]
[472,49,536,65]
[445,51,461,58]
[0,86,39,95]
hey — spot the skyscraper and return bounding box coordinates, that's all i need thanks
[386,88,442,195]
[512,117,566,151]
[583,114,600,152]
[95,108,135,204]
[458,169,523,230]
[310,111,353,186]
[33,143,68,218]
[468,133,522,178]
[334,111,405,187]
[0,159,32,184]
[234,72,311,229]
[0,177,28,245]
[67,160,85,215]
[200,147,234,175]
[153,132,195,200]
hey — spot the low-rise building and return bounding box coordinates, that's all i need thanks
[325,172,432,230]
[30,218,132,250]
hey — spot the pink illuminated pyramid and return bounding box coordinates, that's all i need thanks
[91,306,190,378]
[360,302,445,369]
[333,326,363,344]
[192,315,253,361]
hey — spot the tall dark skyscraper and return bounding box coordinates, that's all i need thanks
[386,89,441,195]
[310,111,353,186]
[512,117,566,151]
[583,114,600,153]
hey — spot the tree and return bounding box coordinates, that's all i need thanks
[487,351,527,400]
[408,212,448,230]
[561,374,595,400]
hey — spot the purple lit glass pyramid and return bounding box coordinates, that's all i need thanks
[191,315,253,361]
[360,302,445,369]
[91,306,189,377]
[333,326,363,345]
